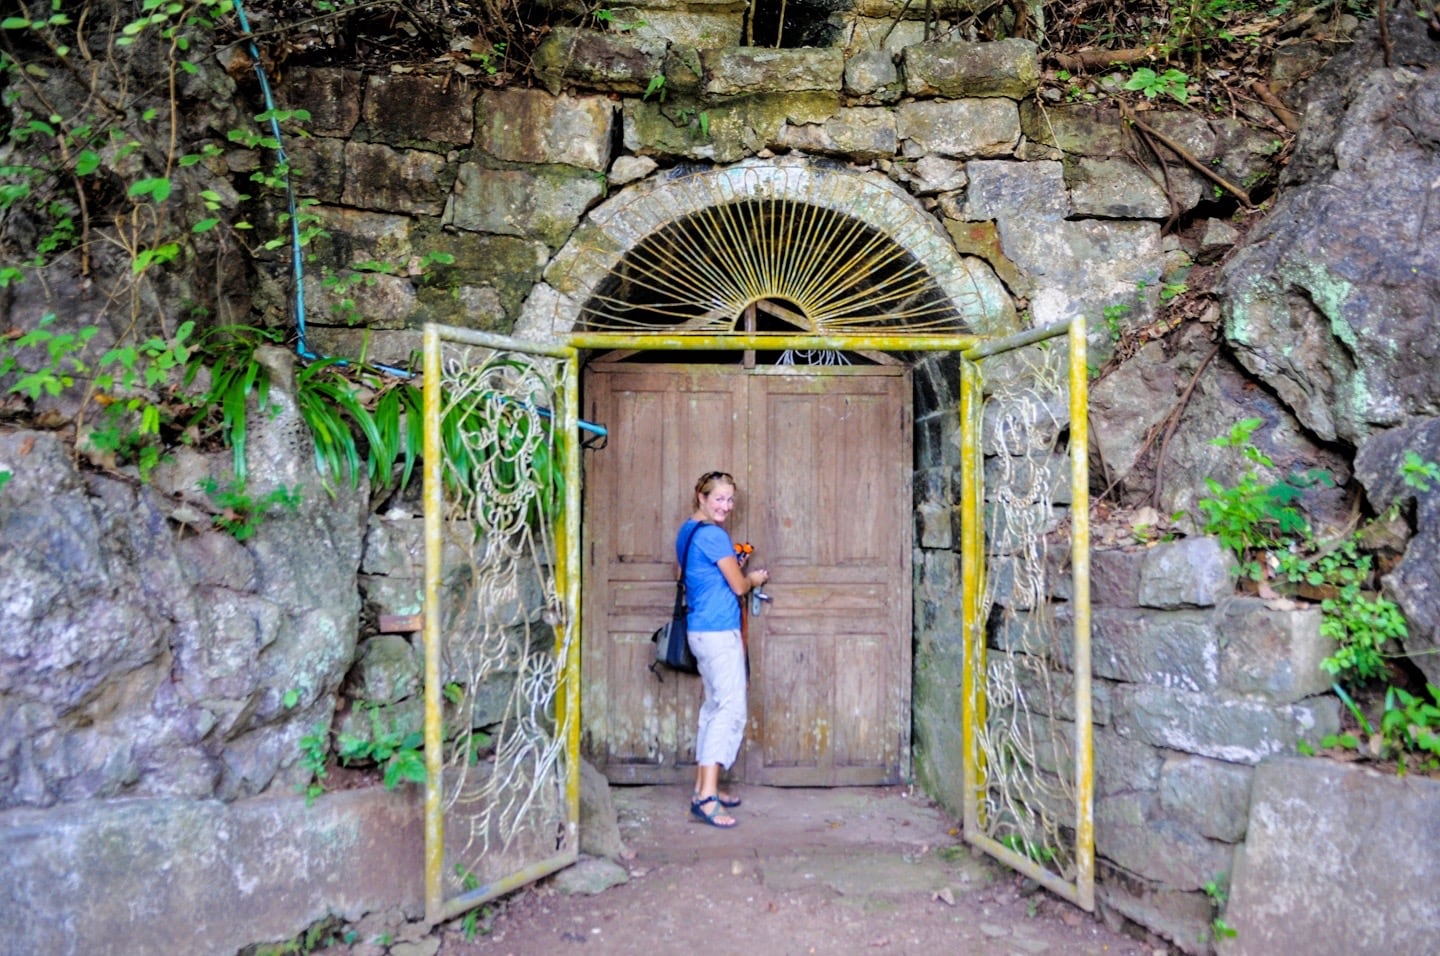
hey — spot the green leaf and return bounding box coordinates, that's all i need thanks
[128,177,173,202]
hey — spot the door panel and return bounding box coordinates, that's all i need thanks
[583,363,909,786]
[581,367,747,782]
[746,371,911,785]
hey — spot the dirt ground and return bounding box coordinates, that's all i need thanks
[427,784,1164,956]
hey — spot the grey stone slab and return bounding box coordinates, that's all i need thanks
[1223,757,1440,956]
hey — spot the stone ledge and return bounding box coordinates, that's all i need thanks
[1223,757,1440,955]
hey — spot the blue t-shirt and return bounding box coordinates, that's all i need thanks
[677,520,740,631]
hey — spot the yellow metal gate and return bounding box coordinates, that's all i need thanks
[960,319,1095,911]
[420,325,582,926]
[414,318,1090,924]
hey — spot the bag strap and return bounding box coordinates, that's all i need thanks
[673,521,706,614]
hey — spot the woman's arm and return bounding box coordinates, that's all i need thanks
[717,555,768,596]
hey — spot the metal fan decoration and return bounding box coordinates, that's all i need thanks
[578,197,967,336]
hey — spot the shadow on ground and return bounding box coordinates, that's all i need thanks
[432,785,1159,955]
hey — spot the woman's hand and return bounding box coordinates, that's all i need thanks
[746,568,769,590]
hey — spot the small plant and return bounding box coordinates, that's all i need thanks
[0,470,10,493]
[1379,684,1440,774]
[297,721,330,806]
[1159,282,1188,302]
[1101,302,1130,344]
[1123,67,1191,104]
[643,74,666,101]
[1203,876,1237,941]
[1274,534,1405,683]
[454,866,494,939]
[197,477,302,540]
[1195,418,1317,580]
[335,703,427,790]
[1400,451,1440,492]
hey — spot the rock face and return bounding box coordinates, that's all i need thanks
[1219,14,1440,447]
[1217,13,1440,683]
[1353,417,1440,685]
[0,352,368,810]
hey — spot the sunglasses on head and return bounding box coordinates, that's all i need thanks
[700,471,734,484]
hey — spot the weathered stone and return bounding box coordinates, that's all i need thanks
[422,230,552,319]
[302,271,416,332]
[701,46,844,95]
[901,39,1040,99]
[992,215,1162,355]
[362,73,475,146]
[1220,14,1440,445]
[551,855,631,895]
[896,99,1021,159]
[1096,727,1162,793]
[278,68,364,136]
[619,4,745,49]
[850,9,932,46]
[1082,607,1220,691]
[1019,101,1131,157]
[1090,546,1145,607]
[284,135,348,203]
[1218,597,1331,702]
[578,758,626,862]
[1096,790,1235,890]
[1196,217,1240,263]
[349,635,421,704]
[775,107,898,161]
[1353,416,1440,685]
[0,787,423,955]
[1158,754,1253,843]
[1224,757,1440,956]
[1066,157,1174,220]
[532,28,668,96]
[444,163,605,248]
[609,154,659,186]
[1137,537,1236,609]
[1112,685,1340,764]
[0,419,365,808]
[914,467,956,549]
[476,89,616,171]
[305,328,423,369]
[844,48,901,101]
[623,92,840,163]
[340,142,451,215]
[1098,859,1215,956]
[942,220,1024,294]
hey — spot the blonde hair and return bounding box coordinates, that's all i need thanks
[694,470,736,504]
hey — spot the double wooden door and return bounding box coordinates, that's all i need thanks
[580,361,912,786]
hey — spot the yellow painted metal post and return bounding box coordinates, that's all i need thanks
[556,353,583,839]
[1069,314,1096,911]
[421,325,446,926]
[958,357,986,834]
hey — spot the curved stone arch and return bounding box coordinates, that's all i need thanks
[516,155,1013,341]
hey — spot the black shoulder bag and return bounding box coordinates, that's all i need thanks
[650,522,704,679]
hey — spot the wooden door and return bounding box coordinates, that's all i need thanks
[581,362,911,786]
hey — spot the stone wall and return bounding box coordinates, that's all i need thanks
[0,8,1344,954]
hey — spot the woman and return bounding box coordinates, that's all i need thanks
[678,471,769,828]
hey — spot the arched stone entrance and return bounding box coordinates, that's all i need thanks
[516,155,1015,341]
[523,156,1009,785]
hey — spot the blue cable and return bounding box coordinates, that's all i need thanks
[227,0,606,441]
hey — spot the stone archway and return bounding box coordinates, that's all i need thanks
[516,154,1013,341]
[526,156,1012,785]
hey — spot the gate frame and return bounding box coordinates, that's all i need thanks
[420,317,1093,925]
[421,325,584,926]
